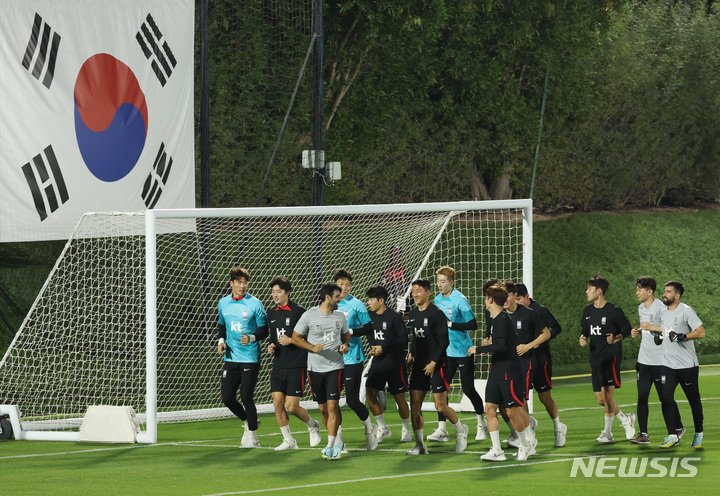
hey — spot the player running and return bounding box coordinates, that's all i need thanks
[265,276,322,450]
[427,266,488,444]
[406,279,469,455]
[217,266,268,448]
[579,274,636,443]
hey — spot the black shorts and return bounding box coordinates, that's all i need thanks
[520,356,536,400]
[485,377,524,408]
[590,354,621,392]
[308,369,344,404]
[366,355,408,395]
[408,360,450,393]
[270,367,307,396]
[533,353,553,392]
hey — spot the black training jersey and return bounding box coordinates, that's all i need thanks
[368,308,408,361]
[408,303,448,367]
[528,299,561,358]
[580,301,631,361]
[478,311,521,381]
[267,300,307,369]
[505,304,546,360]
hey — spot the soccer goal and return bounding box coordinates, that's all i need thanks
[0,200,532,443]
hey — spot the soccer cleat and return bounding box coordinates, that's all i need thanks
[481,447,506,461]
[503,432,520,448]
[340,442,348,454]
[400,426,413,443]
[366,424,379,451]
[620,412,636,440]
[427,426,450,442]
[691,432,703,448]
[308,419,322,447]
[322,446,333,459]
[331,444,343,460]
[274,439,298,451]
[529,416,538,432]
[405,444,430,455]
[455,423,469,453]
[515,445,530,461]
[659,435,679,448]
[630,432,650,445]
[376,425,392,443]
[677,426,686,440]
[595,431,614,443]
[554,422,567,447]
[476,424,488,441]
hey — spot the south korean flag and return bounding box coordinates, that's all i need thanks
[0,0,194,242]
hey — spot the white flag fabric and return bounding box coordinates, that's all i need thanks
[0,0,194,242]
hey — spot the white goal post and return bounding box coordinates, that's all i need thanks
[0,200,532,443]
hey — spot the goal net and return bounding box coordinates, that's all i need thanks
[0,200,532,442]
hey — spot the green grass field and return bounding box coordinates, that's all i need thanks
[2,365,718,495]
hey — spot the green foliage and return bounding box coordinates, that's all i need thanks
[536,0,720,210]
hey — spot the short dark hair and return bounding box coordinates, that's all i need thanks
[515,283,529,298]
[411,278,431,292]
[319,282,342,303]
[366,285,389,303]
[482,278,499,294]
[588,274,609,294]
[636,276,656,293]
[333,268,353,282]
[269,276,291,293]
[665,281,684,297]
[502,280,517,294]
[486,285,508,307]
[230,266,250,282]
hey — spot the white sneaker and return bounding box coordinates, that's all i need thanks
[239,432,261,448]
[427,427,450,442]
[405,444,429,455]
[516,444,530,461]
[596,431,614,443]
[376,425,392,443]
[527,438,537,456]
[455,423,469,453]
[274,439,298,451]
[481,447,506,461]
[503,432,520,448]
[308,419,321,447]
[620,412,636,440]
[366,424,379,451]
[476,424,488,441]
[555,422,567,448]
[529,416,538,432]
[554,422,567,447]
[400,426,413,442]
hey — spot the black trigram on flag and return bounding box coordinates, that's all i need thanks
[21,145,69,221]
[21,13,61,89]
[142,143,173,208]
[136,13,177,87]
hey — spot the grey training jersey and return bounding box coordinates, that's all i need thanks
[637,298,665,366]
[293,306,350,373]
[660,302,703,369]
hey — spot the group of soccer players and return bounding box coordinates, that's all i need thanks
[582,274,705,449]
[215,265,705,461]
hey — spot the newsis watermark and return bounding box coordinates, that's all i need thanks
[570,456,700,478]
